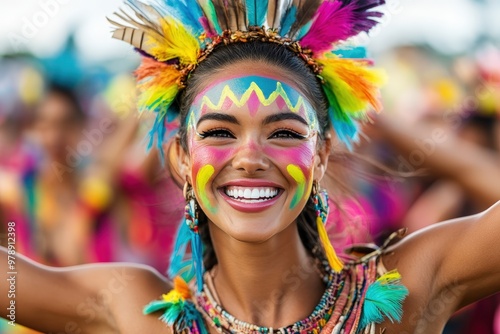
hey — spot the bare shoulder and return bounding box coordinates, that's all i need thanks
[63,263,173,333]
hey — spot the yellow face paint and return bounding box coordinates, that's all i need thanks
[196,164,216,213]
[287,164,307,209]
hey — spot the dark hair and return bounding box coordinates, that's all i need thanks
[175,41,331,270]
[177,41,330,152]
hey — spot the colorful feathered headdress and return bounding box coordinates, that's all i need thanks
[109,0,386,151]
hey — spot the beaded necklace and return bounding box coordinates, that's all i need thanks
[196,260,340,334]
[144,249,408,334]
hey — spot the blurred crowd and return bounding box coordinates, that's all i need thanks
[0,37,499,333]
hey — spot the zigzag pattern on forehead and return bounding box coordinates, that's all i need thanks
[199,81,307,114]
[189,78,318,130]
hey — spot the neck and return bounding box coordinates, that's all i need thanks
[208,222,325,328]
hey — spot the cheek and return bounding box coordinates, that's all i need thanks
[190,143,236,213]
[264,142,316,209]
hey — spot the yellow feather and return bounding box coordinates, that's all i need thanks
[318,57,386,115]
[147,18,200,65]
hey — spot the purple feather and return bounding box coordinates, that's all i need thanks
[340,0,386,34]
[300,0,385,55]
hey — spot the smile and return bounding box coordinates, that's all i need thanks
[224,186,280,202]
[219,181,283,213]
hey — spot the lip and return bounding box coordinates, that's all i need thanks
[218,179,284,213]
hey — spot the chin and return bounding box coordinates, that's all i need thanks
[208,212,295,244]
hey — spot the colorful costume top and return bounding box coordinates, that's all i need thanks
[143,233,408,333]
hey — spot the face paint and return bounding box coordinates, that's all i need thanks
[287,164,308,209]
[187,75,319,134]
[195,164,216,213]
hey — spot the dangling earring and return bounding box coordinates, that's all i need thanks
[312,181,344,273]
[183,182,205,292]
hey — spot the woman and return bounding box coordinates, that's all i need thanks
[1,0,500,333]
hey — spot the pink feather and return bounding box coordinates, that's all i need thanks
[300,0,354,54]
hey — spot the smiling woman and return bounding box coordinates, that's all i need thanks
[1,0,500,333]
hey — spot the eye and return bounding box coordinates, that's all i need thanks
[197,128,235,139]
[269,129,308,140]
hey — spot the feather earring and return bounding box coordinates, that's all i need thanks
[312,181,344,273]
[183,182,205,292]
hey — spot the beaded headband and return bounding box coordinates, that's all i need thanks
[109,0,386,151]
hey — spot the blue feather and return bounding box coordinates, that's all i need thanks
[359,273,409,330]
[143,300,171,314]
[332,46,368,59]
[152,0,204,36]
[168,220,195,282]
[247,0,269,27]
[191,230,204,292]
[279,5,297,36]
[296,20,313,40]
[323,86,358,150]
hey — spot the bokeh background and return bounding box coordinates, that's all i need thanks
[1,0,499,333]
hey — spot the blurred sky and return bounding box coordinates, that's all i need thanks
[0,0,499,64]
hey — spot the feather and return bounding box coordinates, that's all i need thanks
[246,0,268,27]
[268,0,293,30]
[197,0,223,34]
[211,0,231,30]
[323,85,358,149]
[124,0,163,29]
[360,270,409,329]
[168,219,196,282]
[134,58,182,155]
[279,4,297,36]
[318,56,385,116]
[337,0,386,34]
[147,17,200,64]
[109,25,152,54]
[288,0,321,39]
[300,0,385,54]
[151,0,204,36]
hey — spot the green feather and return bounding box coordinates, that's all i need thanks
[359,271,409,330]
[198,0,222,34]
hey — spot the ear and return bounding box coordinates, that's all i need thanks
[314,133,332,182]
[170,136,192,185]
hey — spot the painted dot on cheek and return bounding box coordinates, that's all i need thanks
[287,164,306,209]
[196,165,216,213]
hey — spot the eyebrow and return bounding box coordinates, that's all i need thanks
[197,113,240,127]
[262,112,309,126]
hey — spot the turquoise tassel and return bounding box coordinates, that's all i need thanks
[168,220,196,283]
[359,271,409,330]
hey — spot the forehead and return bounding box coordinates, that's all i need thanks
[189,75,317,127]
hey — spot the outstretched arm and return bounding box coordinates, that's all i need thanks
[438,201,500,308]
[1,247,169,333]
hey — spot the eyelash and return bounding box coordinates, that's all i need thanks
[197,128,235,139]
[197,128,307,140]
[269,129,308,140]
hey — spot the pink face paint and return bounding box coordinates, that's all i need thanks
[187,75,319,134]
[264,143,316,209]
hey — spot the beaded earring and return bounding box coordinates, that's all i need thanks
[183,182,205,292]
[312,181,344,273]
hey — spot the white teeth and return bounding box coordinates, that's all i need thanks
[224,186,280,201]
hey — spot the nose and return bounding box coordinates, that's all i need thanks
[231,139,270,174]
